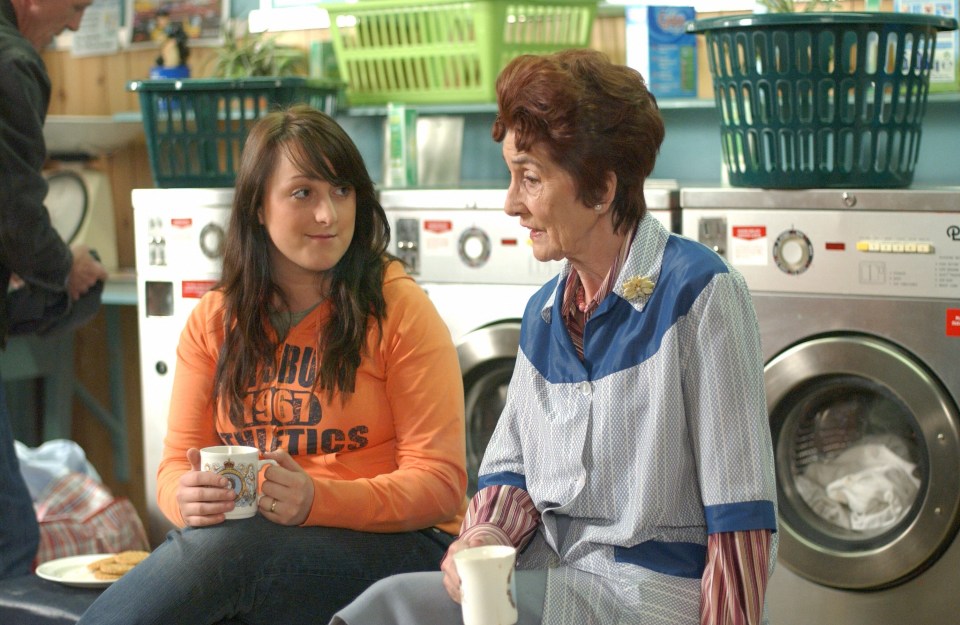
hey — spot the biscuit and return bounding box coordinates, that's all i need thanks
[115,550,151,565]
[85,549,151,580]
[86,556,116,572]
[99,561,136,575]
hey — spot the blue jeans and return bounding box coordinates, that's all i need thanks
[76,515,453,625]
[0,383,40,580]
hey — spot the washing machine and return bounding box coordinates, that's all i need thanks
[41,114,145,272]
[381,185,679,492]
[132,188,233,546]
[681,186,960,624]
[44,164,119,271]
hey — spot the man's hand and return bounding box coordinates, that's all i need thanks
[67,244,108,301]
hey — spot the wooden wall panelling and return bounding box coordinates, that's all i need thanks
[102,142,152,270]
[71,306,146,524]
[592,14,626,66]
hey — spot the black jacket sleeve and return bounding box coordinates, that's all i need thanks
[0,32,73,292]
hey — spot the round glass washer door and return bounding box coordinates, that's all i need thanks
[766,334,960,590]
[45,170,88,244]
[457,323,520,496]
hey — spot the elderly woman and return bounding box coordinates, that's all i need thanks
[330,49,777,625]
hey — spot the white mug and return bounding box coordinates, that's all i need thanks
[199,445,278,520]
[454,545,518,625]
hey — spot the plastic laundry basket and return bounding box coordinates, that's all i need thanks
[325,0,598,105]
[128,77,343,188]
[689,12,958,189]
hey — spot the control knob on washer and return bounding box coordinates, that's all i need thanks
[773,229,813,275]
[458,227,491,268]
[199,222,226,259]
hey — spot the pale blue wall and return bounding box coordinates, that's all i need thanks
[335,97,960,190]
[232,0,258,18]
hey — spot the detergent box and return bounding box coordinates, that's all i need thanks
[625,5,697,99]
[384,103,418,188]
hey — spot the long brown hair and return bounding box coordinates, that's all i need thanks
[492,49,665,234]
[214,105,391,427]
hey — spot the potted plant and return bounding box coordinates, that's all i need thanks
[755,0,840,11]
[209,21,308,78]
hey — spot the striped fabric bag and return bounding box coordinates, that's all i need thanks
[32,472,149,567]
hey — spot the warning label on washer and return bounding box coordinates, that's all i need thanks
[731,225,768,266]
[423,220,452,234]
[947,309,960,337]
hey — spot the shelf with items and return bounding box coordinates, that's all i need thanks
[341,92,960,117]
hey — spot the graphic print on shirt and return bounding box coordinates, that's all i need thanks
[218,343,370,456]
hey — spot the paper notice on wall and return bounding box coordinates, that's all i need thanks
[70,0,121,57]
[730,225,768,266]
[895,0,960,92]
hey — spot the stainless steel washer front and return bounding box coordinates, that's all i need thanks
[766,331,960,590]
[682,186,960,624]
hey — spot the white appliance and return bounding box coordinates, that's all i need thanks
[681,186,960,625]
[133,188,233,546]
[41,114,145,271]
[44,166,119,271]
[380,186,679,492]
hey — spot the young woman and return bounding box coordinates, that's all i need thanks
[77,105,467,625]
[331,49,777,625]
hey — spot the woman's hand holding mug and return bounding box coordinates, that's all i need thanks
[177,446,279,526]
[257,448,315,526]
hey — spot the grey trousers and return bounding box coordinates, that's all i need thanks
[330,570,548,625]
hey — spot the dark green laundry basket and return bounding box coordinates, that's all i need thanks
[688,13,958,189]
[128,78,343,188]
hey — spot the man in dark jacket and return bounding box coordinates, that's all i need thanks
[0,0,104,579]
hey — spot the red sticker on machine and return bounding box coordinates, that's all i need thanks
[170,218,192,228]
[732,226,766,240]
[947,309,960,337]
[424,220,452,234]
[182,280,217,299]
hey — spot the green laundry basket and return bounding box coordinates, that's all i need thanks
[325,0,598,105]
[128,77,344,188]
[689,12,958,189]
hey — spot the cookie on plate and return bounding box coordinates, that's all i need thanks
[115,550,151,565]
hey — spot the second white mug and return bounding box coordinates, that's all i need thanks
[453,544,518,625]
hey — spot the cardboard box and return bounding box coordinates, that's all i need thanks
[895,0,960,93]
[625,6,697,98]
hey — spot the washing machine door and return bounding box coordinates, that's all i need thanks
[766,334,960,590]
[45,169,88,244]
[457,322,520,495]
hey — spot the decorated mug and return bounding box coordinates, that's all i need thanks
[199,445,278,520]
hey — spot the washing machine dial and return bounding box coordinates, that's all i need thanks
[199,222,226,259]
[773,229,813,275]
[458,227,491,268]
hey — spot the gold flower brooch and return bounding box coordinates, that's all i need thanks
[622,275,655,302]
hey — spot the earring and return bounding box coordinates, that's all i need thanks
[594,204,603,212]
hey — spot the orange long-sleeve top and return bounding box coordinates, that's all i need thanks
[156,261,467,534]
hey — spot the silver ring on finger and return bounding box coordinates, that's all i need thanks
[270,497,278,513]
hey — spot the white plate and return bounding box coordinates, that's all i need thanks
[35,554,116,589]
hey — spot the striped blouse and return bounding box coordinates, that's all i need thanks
[459,221,772,625]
